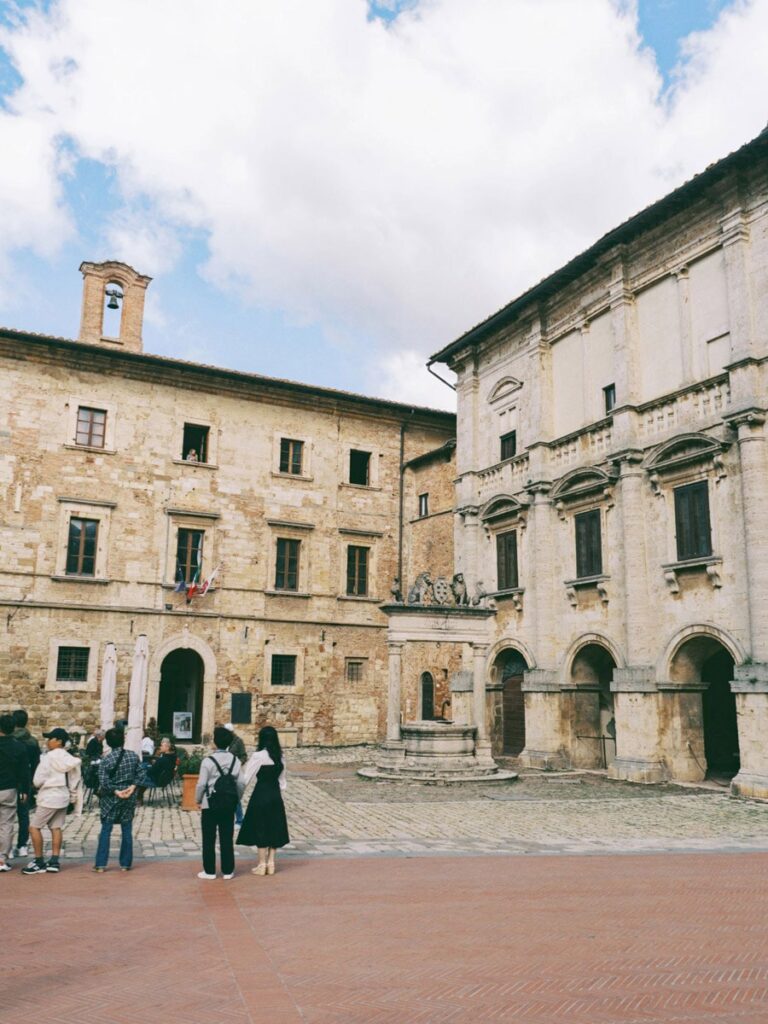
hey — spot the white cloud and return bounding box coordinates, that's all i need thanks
[375,348,456,410]
[0,0,766,401]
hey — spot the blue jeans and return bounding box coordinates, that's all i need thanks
[95,818,134,869]
[235,800,244,826]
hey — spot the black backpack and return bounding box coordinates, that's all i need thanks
[206,754,238,813]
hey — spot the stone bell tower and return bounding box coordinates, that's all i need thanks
[78,260,152,353]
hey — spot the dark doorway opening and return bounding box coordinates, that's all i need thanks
[157,649,204,743]
[421,672,435,720]
[497,649,527,756]
[702,647,738,778]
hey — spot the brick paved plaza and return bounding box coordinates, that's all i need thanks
[6,752,768,1022]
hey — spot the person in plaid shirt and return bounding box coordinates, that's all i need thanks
[93,728,143,872]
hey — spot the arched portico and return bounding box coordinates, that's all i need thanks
[660,625,742,781]
[562,634,622,769]
[488,645,531,757]
[147,633,218,743]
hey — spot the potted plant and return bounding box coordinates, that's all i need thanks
[177,747,205,811]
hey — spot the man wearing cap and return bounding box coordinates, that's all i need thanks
[22,727,82,875]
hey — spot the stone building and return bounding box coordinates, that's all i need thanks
[0,260,455,748]
[427,129,768,799]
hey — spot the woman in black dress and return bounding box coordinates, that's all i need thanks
[237,725,289,875]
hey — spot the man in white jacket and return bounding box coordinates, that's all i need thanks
[22,728,82,875]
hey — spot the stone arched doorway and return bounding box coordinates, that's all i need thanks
[567,642,617,768]
[157,649,205,742]
[669,634,738,780]
[491,648,528,756]
[420,672,435,721]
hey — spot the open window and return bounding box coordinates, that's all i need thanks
[349,449,371,486]
[182,424,210,463]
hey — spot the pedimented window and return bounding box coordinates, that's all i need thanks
[487,376,524,405]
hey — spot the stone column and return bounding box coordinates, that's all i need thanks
[471,643,489,742]
[730,665,768,800]
[608,668,665,783]
[518,670,567,770]
[386,642,404,743]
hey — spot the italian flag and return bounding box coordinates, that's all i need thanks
[186,565,202,601]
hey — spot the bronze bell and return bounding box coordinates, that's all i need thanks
[106,292,120,310]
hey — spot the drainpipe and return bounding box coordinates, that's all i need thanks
[427,359,456,392]
[397,413,414,592]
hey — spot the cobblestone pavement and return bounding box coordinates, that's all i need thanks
[43,747,768,863]
[6,853,768,1023]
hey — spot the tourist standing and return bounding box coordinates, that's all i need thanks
[85,729,105,760]
[195,725,245,880]
[22,727,82,875]
[238,725,289,876]
[12,709,40,859]
[93,727,143,872]
[0,714,30,872]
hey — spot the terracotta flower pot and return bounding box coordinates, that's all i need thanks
[180,773,200,811]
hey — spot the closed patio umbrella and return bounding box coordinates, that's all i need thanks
[100,641,118,733]
[125,634,149,756]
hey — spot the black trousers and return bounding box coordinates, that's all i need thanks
[201,807,235,876]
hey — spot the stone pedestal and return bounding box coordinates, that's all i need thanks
[730,664,768,800]
[518,671,568,770]
[608,668,666,784]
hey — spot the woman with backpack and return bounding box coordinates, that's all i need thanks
[237,725,289,876]
[195,726,245,880]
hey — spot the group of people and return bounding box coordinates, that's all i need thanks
[0,709,289,879]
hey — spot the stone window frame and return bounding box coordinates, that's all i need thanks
[341,442,382,490]
[64,397,117,454]
[345,657,368,683]
[54,498,115,582]
[272,430,314,481]
[551,466,617,606]
[265,519,314,597]
[173,418,218,468]
[263,645,305,694]
[164,508,220,587]
[338,528,383,602]
[479,494,528,609]
[645,432,728,592]
[46,637,99,692]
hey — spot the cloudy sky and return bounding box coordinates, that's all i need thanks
[0,0,766,409]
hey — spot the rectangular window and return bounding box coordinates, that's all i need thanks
[279,438,304,475]
[500,430,517,461]
[575,509,602,578]
[346,545,369,596]
[349,449,371,485]
[75,407,106,448]
[231,693,252,725]
[176,528,204,585]
[346,659,366,683]
[271,654,296,686]
[56,646,90,682]
[66,517,99,576]
[674,481,712,560]
[418,493,429,517]
[182,424,209,463]
[603,383,616,414]
[496,530,519,590]
[275,538,300,591]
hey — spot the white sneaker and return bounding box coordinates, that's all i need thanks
[223,873,234,880]
[16,845,29,858]
[0,862,12,872]
[196,871,217,880]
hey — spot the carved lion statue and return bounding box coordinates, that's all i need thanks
[407,572,434,605]
[450,573,469,606]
